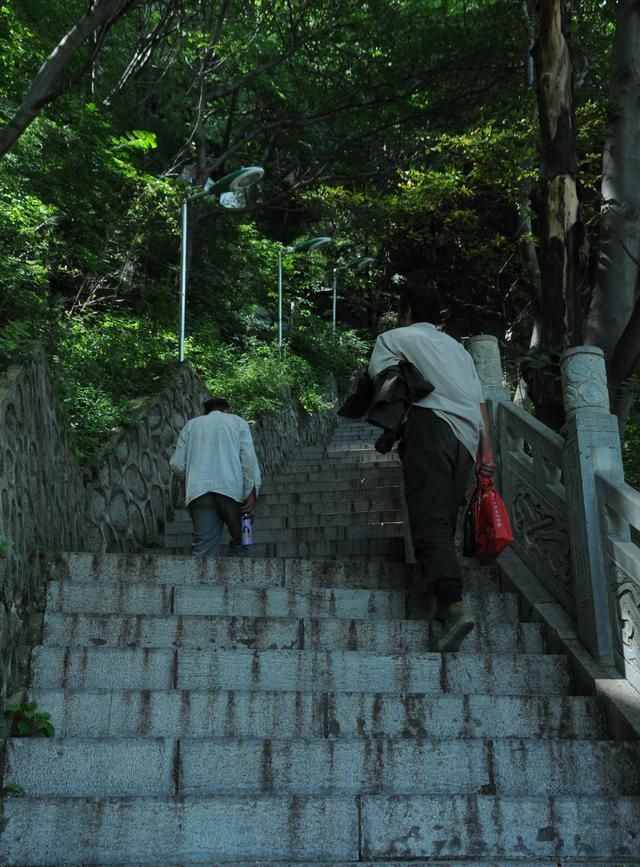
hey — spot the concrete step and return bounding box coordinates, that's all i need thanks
[179,538,405,560]
[7,737,639,798]
[31,648,572,694]
[53,553,500,594]
[259,477,400,494]
[29,862,640,867]
[256,493,403,511]
[29,689,607,740]
[45,582,519,625]
[240,538,406,560]
[2,795,639,863]
[167,510,405,531]
[43,613,543,654]
[261,466,399,485]
[166,522,405,546]
[282,457,400,472]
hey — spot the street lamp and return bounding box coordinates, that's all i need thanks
[278,236,332,346]
[332,256,374,331]
[179,166,264,362]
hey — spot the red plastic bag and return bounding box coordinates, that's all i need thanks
[469,474,513,560]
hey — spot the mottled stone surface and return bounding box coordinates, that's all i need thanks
[82,363,209,553]
[0,356,86,705]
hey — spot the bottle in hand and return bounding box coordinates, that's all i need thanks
[241,515,253,546]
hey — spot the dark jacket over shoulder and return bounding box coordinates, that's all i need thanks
[338,361,433,453]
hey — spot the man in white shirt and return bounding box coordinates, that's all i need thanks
[170,397,262,557]
[369,286,494,652]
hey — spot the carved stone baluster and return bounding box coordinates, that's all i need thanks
[561,346,627,664]
[466,335,510,484]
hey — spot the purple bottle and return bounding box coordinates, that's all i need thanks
[241,515,253,546]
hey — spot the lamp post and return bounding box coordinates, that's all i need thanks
[278,236,332,346]
[179,166,264,362]
[332,256,374,331]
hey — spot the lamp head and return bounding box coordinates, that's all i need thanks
[350,256,375,272]
[291,236,332,254]
[204,166,265,195]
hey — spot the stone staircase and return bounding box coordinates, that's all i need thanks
[2,419,640,864]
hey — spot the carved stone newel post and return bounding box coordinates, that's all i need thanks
[466,335,510,477]
[561,346,624,664]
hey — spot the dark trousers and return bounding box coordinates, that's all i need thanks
[400,406,474,605]
[188,492,246,557]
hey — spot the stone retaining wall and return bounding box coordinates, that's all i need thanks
[0,355,86,703]
[82,364,209,553]
[0,357,336,702]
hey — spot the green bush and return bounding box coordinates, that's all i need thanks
[44,309,367,460]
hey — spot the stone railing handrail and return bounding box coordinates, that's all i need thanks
[499,399,564,482]
[470,338,639,688]
[597,474,640,530]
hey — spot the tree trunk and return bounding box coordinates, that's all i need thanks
[0,0,143,158]
[585,0,640,406]
[528,0,588,428]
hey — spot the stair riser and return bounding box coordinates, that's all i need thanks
[54,554,499,594]
[360,795,640,860]
[221,539,405,560]
[8,738,639,798]
[258,512,405,530]
[47,583,408,620]
[257,496,404,511]
[262,467,399,484]
[164,540,406,559]
[2,796,639,864]
[31,648,571,695]
[222,524,404,544]
[43,613,544,654]
[46,584,519,626]
[282,459,399,472]
[28,689,607,740]
[167,511,405,531]
[260,478,400,494]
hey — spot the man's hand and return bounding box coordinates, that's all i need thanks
[478,455,496,478]
[242,489,257,518]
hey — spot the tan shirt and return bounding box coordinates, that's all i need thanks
[170,411,262,506]
[368,322,484,459]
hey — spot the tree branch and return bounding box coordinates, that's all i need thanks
[0,0,145,158]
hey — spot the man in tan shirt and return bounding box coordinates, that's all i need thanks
[369,286,494,651]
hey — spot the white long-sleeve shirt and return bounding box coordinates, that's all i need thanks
[169,411,262,506]
[369,322,485,460]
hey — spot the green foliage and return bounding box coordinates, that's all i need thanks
[52,313,178,458]
[49,308,365,459]
[0,782,25,798]
[0,320,42,367]
[5,701,55,737]
[0,538,8,557]
[622,377,640,491]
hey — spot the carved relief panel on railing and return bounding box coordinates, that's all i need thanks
[596,474,640,692]
[499,401,574,614]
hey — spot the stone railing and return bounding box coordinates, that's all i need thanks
[470,337,639,681]
[498,400,572,613]
[596,474,640,692]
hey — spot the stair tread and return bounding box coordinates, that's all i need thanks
[2,795,639,864]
